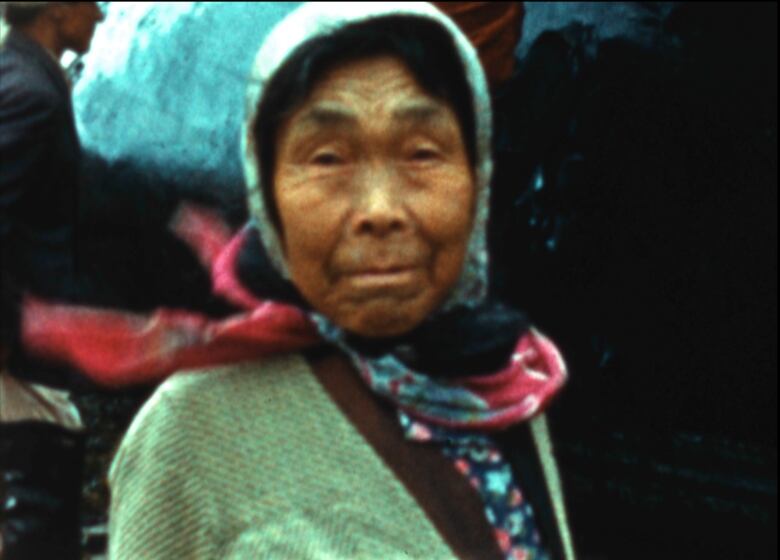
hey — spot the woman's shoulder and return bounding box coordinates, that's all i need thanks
[109,353,317,476]
[140,353,312,418]
[106,353,331,558]
[158,353,312,403]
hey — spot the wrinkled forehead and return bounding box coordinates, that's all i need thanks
[280,56,463,138]
[295,54,426,105]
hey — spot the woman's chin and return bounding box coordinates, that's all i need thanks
[333,300,429,339]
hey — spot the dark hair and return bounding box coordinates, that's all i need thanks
[2,3,50,27]
[253,16,477,231]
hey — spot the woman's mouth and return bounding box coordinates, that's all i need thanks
[341,266,423,295]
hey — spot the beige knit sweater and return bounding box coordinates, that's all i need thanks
[108,354,460,559]
[109,353,575,559]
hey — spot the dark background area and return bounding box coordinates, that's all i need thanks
[63,2,776,558]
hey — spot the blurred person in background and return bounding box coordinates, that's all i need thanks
[0,2,103,558]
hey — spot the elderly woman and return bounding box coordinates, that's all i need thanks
[24,3,574,559]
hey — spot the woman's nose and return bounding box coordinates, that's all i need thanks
[352,167,409,237]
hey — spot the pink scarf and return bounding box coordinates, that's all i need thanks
[23,205,566,430]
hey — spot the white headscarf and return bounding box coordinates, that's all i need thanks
[241,2,493,309]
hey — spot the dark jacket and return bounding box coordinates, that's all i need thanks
[0,29,82,388]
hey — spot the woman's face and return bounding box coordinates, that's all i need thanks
[273,55,475,337]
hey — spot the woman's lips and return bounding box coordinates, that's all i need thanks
[341,266,423,293]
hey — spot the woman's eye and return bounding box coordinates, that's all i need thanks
[410,148,439,161]
[311,152,343,166]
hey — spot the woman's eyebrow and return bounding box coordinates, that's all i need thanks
[291,100,448,134]
[392,101,448,125]
[295,104,358,129]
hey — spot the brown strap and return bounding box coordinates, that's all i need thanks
[307,350,504,560]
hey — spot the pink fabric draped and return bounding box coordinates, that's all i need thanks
[22,204,566,429]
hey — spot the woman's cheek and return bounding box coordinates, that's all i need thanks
[280,187,351,273]
[409,174,475,241]
[281,168,344,225]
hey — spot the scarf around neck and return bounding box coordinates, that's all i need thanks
[23,205,566,431]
